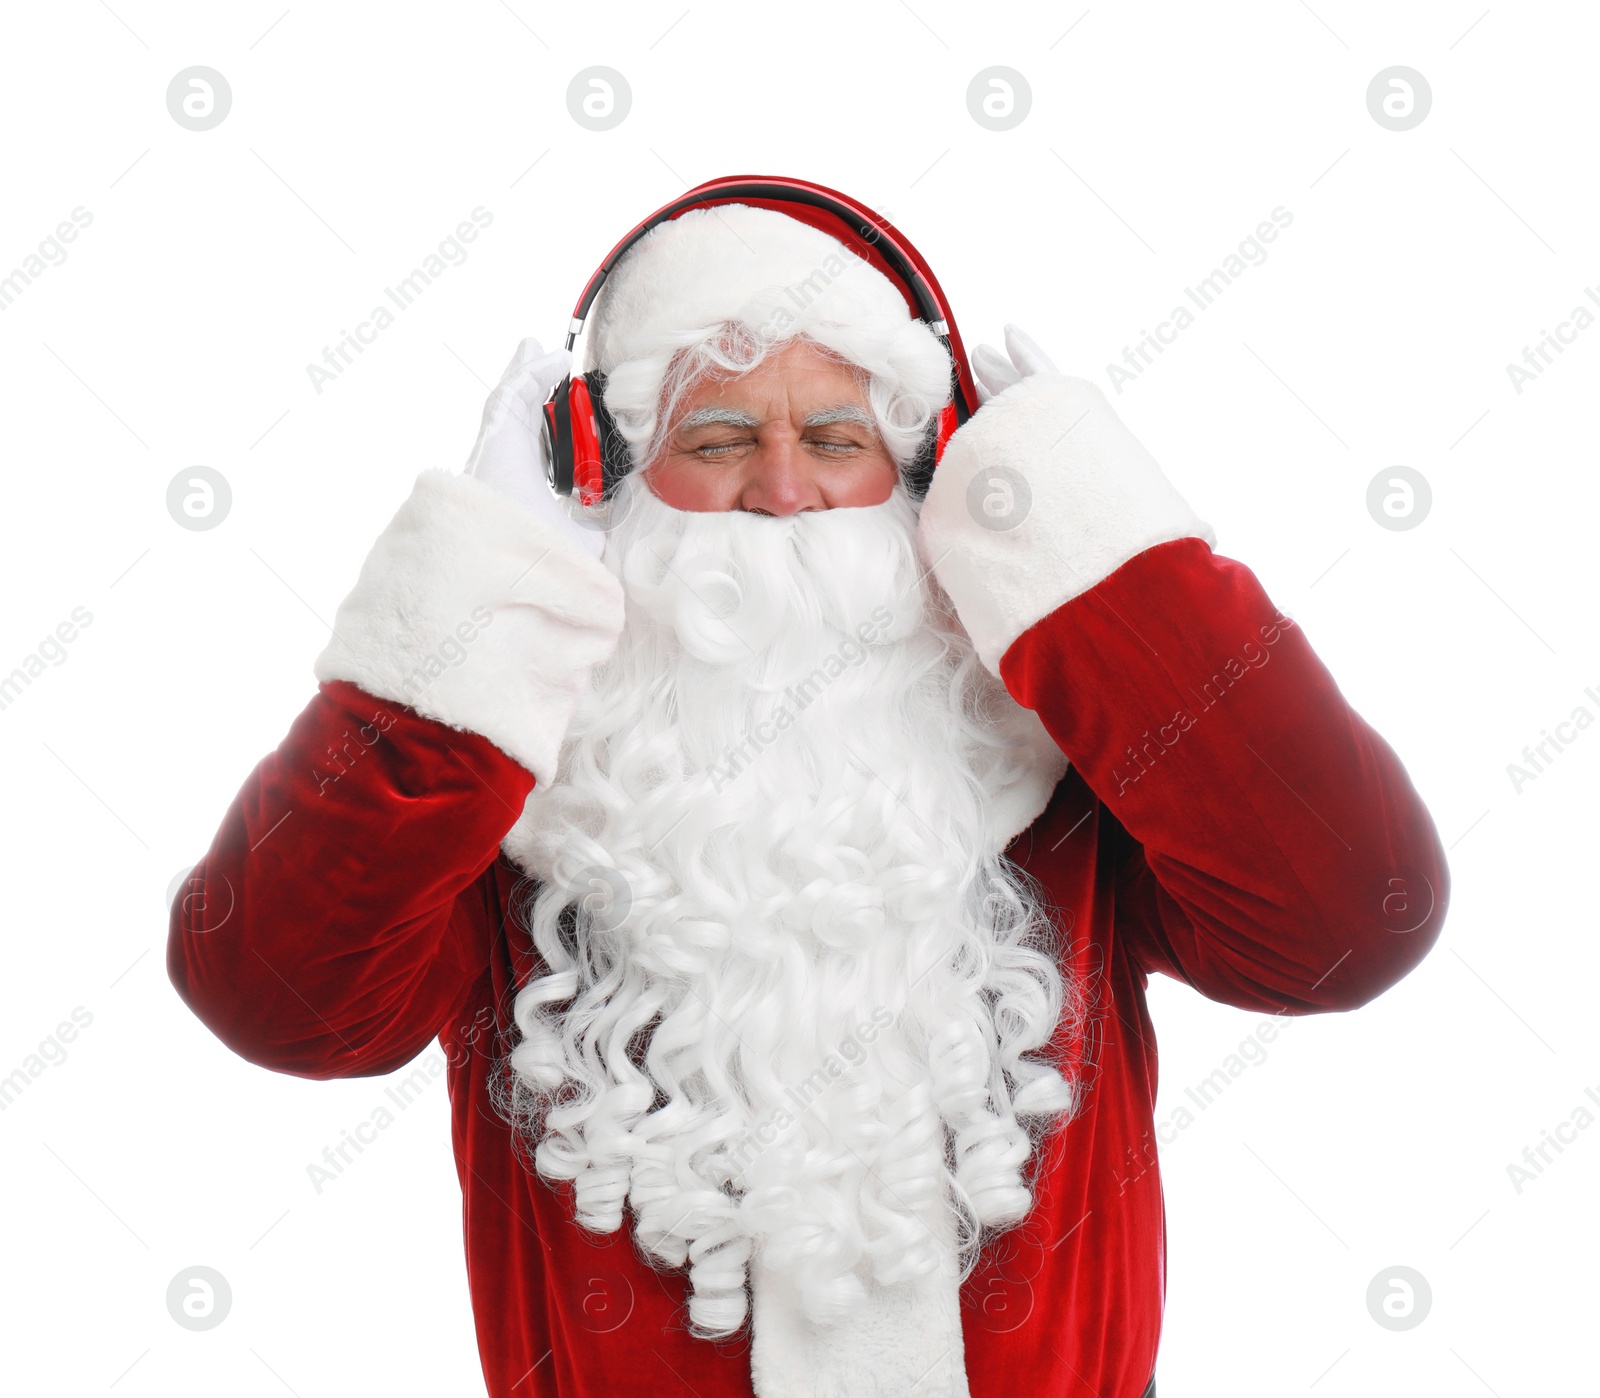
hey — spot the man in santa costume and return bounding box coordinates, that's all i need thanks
[169,191,1449,1398]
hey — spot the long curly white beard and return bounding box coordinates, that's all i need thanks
[496,469,1082,1339]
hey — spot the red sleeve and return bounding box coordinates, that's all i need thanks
[166,678,537,1079]
[999,537,1450,1014]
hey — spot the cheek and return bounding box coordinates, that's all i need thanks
[838,457,899,507]
[644,460,729,513]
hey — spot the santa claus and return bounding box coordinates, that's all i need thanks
[169,180,1449,1398]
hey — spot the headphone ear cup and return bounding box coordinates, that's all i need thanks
[566,376,607,506]
[543,375,575,497]
[584,370,631,501]
[540,404,561,495]
[906,397,961,500]
[932,399,960,463]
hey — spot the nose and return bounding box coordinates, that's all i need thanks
[739,432,826,516]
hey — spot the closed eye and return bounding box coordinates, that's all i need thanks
[691,436,865,458]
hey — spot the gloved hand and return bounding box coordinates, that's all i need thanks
[463,337,605,562]
[970,323,1060,404]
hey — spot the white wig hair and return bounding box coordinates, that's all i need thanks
[490,468,1089,1340]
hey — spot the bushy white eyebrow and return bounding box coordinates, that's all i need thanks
[802,404,876,430]
[676,403,876,431]
[679,406,760,429]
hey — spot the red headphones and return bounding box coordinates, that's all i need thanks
[540,174,982,505]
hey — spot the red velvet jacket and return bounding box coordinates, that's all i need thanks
[169,528,1448,1398]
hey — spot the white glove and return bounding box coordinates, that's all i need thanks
[463,337,605,562]
[970,322,1060,404]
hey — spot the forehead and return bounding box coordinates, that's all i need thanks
[685,339,867,408]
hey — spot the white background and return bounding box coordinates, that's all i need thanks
[1,1,1595,1393]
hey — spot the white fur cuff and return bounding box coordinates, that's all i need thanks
[312,469,626,789]
[917,373,1217,676]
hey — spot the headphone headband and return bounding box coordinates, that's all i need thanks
[569,177,940,335]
